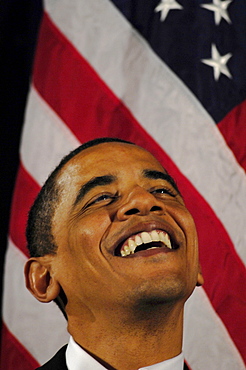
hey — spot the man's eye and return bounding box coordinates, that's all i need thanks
[85,193,118,208]
[94,194,113,203]
[151,188,176,197]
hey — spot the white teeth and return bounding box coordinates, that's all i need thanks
[150,230,159,242]
[141,232,152,243]
[124,246,131,255]
[128,239,136,253]
[121,250,127,257]
[135,235,142,246]
[120,230,172,257]
[159,232,172,249]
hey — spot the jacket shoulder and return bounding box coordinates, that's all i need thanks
[36,345,68,369]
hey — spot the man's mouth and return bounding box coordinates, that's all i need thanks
[115,229,177,257]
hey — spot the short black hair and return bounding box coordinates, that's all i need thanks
[26,137,134,258]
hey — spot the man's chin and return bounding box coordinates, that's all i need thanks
[124,277,190,312]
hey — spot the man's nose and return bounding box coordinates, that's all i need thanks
[116,187,165,220]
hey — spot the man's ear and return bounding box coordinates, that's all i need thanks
[24,258,60,303]
[196,263,204,287]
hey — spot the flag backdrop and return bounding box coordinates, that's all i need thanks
[1,0,246,369]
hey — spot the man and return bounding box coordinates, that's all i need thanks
[24,137,204,369]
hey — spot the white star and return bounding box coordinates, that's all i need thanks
[201,44,232,81]
[155,0,183,22]
[201,0,233,25]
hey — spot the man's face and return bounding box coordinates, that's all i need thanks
[50,142,202,316]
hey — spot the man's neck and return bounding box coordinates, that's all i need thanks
[67,303,184,370]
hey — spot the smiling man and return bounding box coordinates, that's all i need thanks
[24,137,203,370]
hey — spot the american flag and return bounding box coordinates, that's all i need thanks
[1,0,245,368]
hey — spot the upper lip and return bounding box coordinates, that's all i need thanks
[107,218,181,256]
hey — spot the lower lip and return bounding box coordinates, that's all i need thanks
[123,247,174,258]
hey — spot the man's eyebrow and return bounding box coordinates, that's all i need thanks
[74,175,116,206]
[143,169,180,194]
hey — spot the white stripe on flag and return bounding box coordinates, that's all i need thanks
[21,86,80,185]
[2,238,69,365]
[44,0,246,263]
[184,288,245,369]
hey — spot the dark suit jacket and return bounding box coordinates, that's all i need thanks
[36,345,189,369]
[36,345,68,369]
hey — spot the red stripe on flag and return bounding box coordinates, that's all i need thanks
[1,322,39,369]
[9,163,40,257]
[218,99,246,171]
[32,12,246,361]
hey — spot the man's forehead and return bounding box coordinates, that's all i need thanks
[60,142,165,177]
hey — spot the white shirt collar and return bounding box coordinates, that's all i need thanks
[66,336,184,370]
